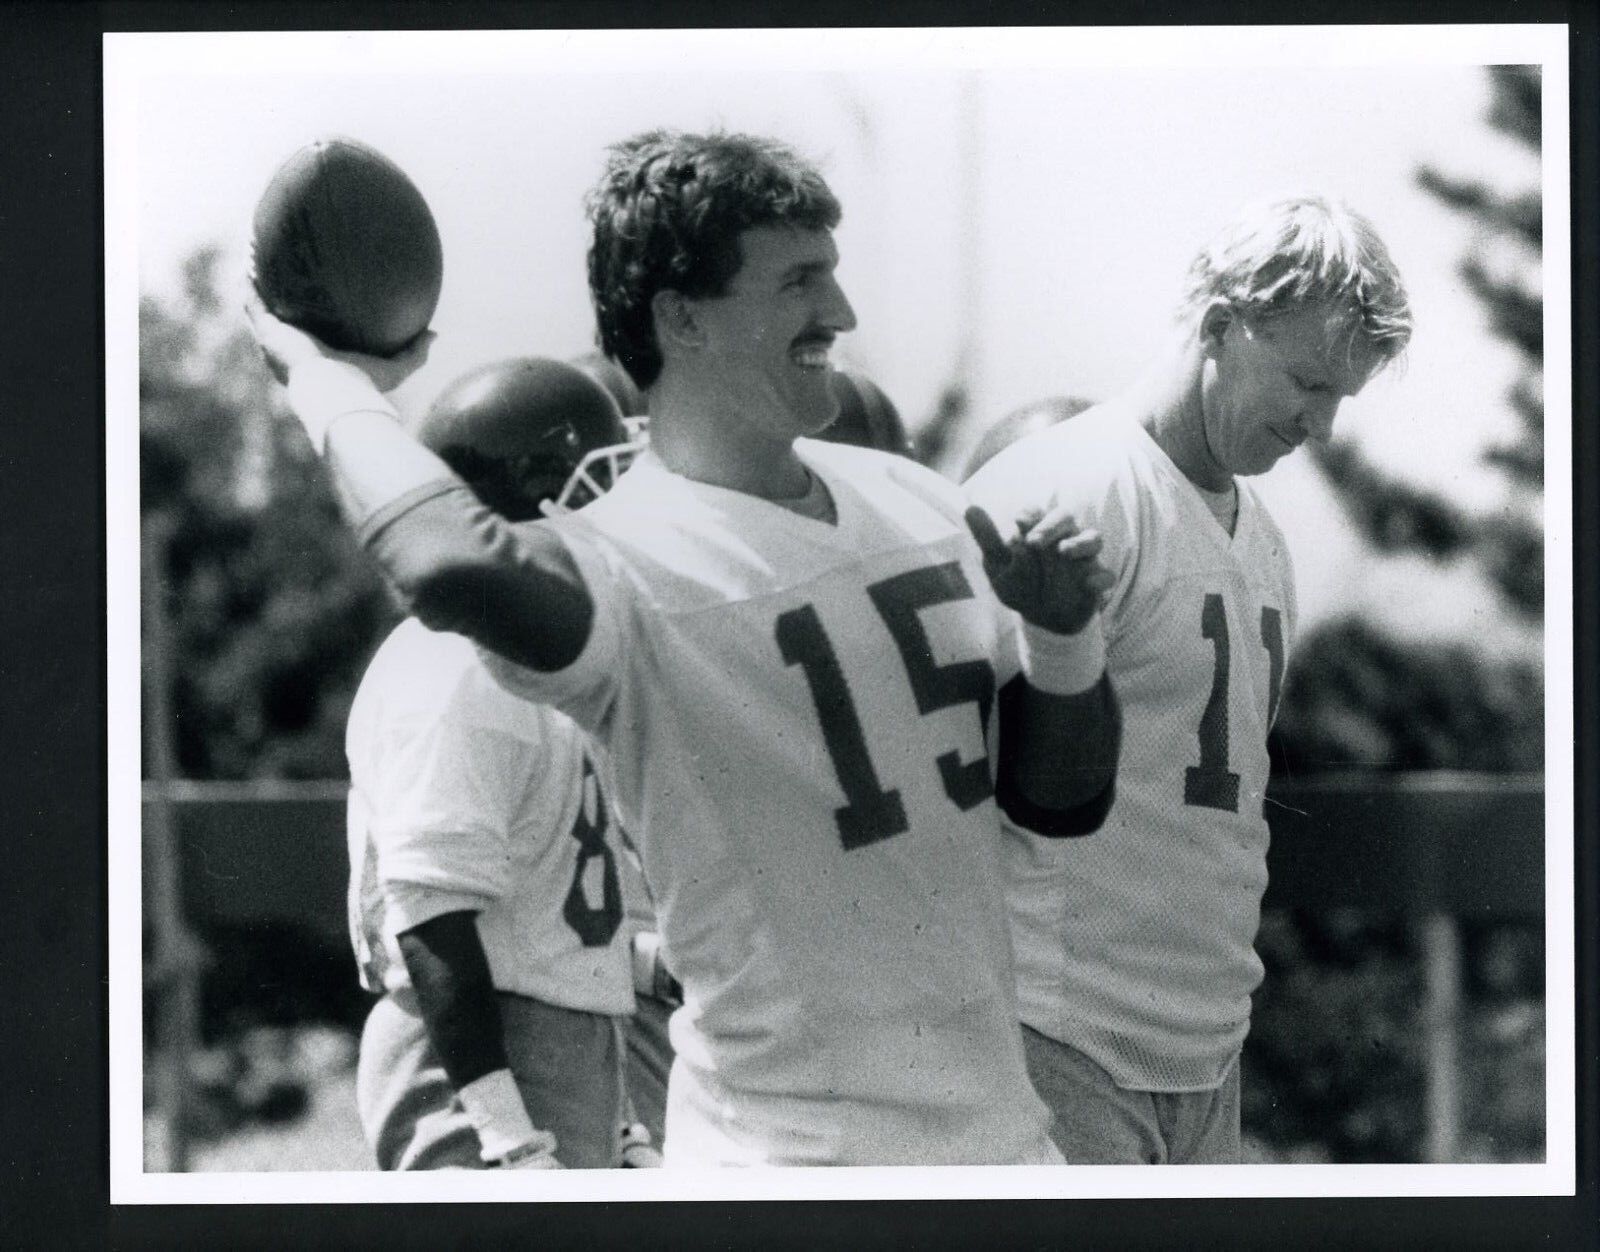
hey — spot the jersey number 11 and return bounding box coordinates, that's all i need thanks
[1185,592,1284,813]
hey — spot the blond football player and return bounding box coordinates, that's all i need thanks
[966,196,1412,1163]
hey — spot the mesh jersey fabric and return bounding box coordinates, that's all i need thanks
[967,404,1297,1091]
[460,439,1058,1165]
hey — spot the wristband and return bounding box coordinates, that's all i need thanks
[631,931,683,1004]
[1018,615,1107,697]
[491,1132,562,1169]
[619,1122,664,1168]
[457,1068,544,1163]
[283,356,400,455]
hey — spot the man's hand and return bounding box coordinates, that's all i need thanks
[966,503,1113,636]
[244,291,434,394]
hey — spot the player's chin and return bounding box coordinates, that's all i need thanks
[1239,444,1291,476]
[794,393,841,437]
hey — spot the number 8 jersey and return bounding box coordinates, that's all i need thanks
[966,404,1297,1094]
[479,440,1059,1166]
[346,619,636,1016]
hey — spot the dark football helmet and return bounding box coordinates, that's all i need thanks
[570,349,648,420]
[817,369,914,458]
[417,357,644,521]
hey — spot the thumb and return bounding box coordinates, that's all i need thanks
[964,504,1010,569]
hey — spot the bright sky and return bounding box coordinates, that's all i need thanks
[111,26,1565,648]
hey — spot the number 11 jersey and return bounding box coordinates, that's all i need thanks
[966,405,1297,1094]
[482,440,1059,1166]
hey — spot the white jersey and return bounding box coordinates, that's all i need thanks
[966,405,1297,1092]
[484,441,1058,1166]
[346,618,635,1017]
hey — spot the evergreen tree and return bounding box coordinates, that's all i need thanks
[1274,65,1544,773]
[1243,67,1547,1167]
[142,247,398,780]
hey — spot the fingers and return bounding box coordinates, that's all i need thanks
[1084,566,1116,596]
[1011,504,1046,535]
[1053,530,1104,561]
[964,505,1010,567]
[1022,501,1086,548]
[243,293,433,393]
[385,328,436,380]
[243,292,319,361]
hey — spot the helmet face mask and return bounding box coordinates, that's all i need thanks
[419,357,640,520]
[540,424,649,517]
[817,369,912,458]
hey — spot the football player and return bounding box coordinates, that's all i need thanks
[611,365,915,1151]
[965,196,1412,1163]
[346,356,652,1170]
[250,128,1121,1166]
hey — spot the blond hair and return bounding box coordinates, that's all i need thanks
[1180,196,1412,363]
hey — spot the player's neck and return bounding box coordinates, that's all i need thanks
[647,379,812,501]
[1137,345,1234,495]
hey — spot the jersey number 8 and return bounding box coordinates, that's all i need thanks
[562,756,624,946]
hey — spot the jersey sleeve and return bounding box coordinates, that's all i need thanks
[356,672,554,936]
[1255,495,1299,729]
[359,480,603,680]
[473,517,628,739]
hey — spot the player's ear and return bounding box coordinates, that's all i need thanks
[1198,301,1235,358]
[652,290,705,351]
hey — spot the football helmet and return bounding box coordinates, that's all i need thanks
[960,395,1098,482]
[817,369,914,458]
[570,349,648,419]
[417,357,645,521]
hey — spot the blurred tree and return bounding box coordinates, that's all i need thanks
[141,246,398,779]
[1246,66,1546,1167]
[1273,65,1544,773]
[1246,910,1426,1162]
[914,379,971,471]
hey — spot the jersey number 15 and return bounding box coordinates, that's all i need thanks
[776,561,995,852]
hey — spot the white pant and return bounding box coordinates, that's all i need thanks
[661,1054,1064,1167]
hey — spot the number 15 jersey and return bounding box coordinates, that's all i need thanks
[966,405,1297,1093]
[480,440,1058,1166]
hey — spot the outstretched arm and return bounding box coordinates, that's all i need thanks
[967,503,1122,834]
[248,299,593,671]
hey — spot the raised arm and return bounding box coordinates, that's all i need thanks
[967,503,1122,835]
[249,299,593,672]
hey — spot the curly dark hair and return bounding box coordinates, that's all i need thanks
[585,129,842,390]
